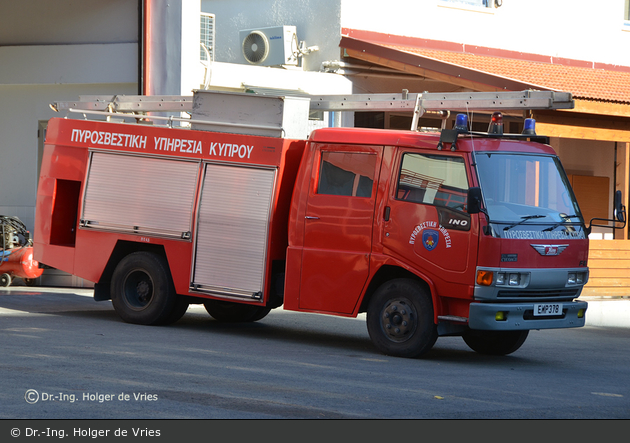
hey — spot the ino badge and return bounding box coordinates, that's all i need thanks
[409,221,452,250]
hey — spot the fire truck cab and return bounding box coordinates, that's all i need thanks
[285,121,591,357]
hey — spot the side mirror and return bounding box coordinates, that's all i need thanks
[588,190,626,231]
[614,190,626,223]
[467,187,483,215]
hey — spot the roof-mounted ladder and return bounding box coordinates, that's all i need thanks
[50,89,573,134]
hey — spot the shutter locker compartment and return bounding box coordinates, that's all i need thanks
[81,151,200,239]
[191,163,277,299]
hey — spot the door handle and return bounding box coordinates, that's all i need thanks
[305,216,320,220]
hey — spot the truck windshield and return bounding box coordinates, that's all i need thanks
[475,152,586,239]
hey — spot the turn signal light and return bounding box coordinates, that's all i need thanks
[495,311,507,321]
[476,270,494,286]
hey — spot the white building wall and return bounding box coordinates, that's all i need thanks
[201,0,343,71]
[203,0,630,70]
[341,0,630,67]
[199,1,353,100]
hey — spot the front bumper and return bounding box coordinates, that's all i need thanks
[468,300,588,331]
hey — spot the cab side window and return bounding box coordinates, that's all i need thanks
[397,153,468,210]
[318,152,376,197]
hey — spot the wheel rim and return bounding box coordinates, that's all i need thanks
[122,269,154,310]
[380,298,417,343]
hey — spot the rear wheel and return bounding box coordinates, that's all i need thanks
[462,329,529,355]
[204,300,270,322]
[366,278,437,358]
[111,252,188,325]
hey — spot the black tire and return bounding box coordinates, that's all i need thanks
[204,300,271,322]
[366,278,438,358]
[0,273,12,287]
[111,252,188,325]
[462,329,529,355]
[23,278,37,287]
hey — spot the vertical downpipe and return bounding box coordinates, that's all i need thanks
[141,0,153,95]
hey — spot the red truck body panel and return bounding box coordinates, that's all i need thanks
[35,117,306,305]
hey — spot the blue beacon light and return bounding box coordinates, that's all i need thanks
[522,118,536,135]
[455,113,468,132]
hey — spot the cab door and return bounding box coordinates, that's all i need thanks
[382,150,477,290]
[298,144,383,314]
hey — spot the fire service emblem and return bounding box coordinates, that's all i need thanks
[422,229,439,251]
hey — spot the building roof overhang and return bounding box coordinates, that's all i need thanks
[339,29,630,141]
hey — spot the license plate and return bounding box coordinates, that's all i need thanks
[534,303,563,316]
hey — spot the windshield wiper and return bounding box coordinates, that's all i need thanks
[542,214,580,232]
[503,215,547,231]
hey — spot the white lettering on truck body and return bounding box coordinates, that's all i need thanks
[153,137,203,154]
[71,129,147,150]
[71,129,258,159]
[209,142,254,159]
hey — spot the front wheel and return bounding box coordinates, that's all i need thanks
[462,329,529,355]
[366,279,437,358]
[111,252,188,325]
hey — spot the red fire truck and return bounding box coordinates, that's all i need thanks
[34,90,625,358]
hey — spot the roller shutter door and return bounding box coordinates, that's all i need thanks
[81,152,200,239]
[191,163,276,299]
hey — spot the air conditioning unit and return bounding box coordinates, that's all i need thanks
[239,26,298,67]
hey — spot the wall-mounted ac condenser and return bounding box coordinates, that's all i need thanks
[239,26,298,67]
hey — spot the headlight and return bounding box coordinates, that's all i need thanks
[493,271,529,287]
[496,272,506,285]
[568,271,587,286]
[509,273,520,286]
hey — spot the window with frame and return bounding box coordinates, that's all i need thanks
[200,13,215,61]
[397,153,469,210]
[317,152,376,197]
